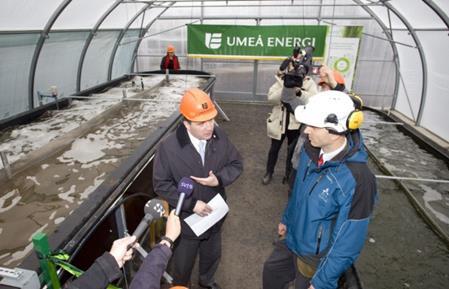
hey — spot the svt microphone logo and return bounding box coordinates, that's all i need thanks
[180,182,193,190]
[205,33,222,49]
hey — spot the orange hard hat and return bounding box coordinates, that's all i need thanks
[180,88,217,122]
[332,70,345,85]
[167,44,175,53]
[318,69,345,87]
[170,287,189,289]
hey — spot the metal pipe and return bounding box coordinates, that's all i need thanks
[352,0,401,112]
[130,2,174,74]
[126,72,216,78]
[366,147,449,248]
[0,151,12,179]
[28,0,72,111]
[422,0,449,29]
[65,95,179,103]
[384,2,428,126]
[108,3,153,81]
[375,175,449,184]
[362,121,404,125]
[156,15,373,20]
[76,0,122,93]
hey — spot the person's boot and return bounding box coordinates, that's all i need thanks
[262,173,272,185]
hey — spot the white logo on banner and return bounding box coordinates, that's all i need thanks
[205,33,222,49]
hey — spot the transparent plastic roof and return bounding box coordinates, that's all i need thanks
[53,0,114,30]
[0,0,61,30]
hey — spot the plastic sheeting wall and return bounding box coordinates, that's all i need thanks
[81,31,120,90]
[417,31,449,142]
[112,30,141,79]
[392,31,423,121]
[0,34,39,119]
[34,32,89,106]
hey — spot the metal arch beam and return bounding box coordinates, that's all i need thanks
[107,2,153,81]
[422,0,449,28]
[383,2,428,126]
[156,15,373,20]
[352,0,401,108]
[130,2,175,74]
[27,0,72,110]
[76,0,123,92]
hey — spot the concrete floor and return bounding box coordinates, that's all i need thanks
[200,102,290,289]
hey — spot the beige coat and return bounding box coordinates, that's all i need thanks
[266,75,317,140]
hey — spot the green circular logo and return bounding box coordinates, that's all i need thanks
[333,57,351,73]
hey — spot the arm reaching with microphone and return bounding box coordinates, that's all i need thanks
[130,210,181,289]
[64,236,136,289]
[66,210,182,289]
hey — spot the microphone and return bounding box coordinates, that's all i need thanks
[175,177,195,216]
[132,199,165,240]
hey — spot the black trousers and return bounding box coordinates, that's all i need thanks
[266,129,300,176]
[263,240,311,289]
[171,231,221,286]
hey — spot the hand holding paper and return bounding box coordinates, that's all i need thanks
[184,194,229,237]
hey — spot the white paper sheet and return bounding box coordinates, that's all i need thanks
[184,194,229,237]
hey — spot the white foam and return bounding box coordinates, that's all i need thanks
[0,189,22,213]
[79,173,106,200]
[49,210,57,220]
[58,185,76,203]
[420,184,449,224]
[55,217,65,225]
[26,176,40,186]
[3,242,34,266]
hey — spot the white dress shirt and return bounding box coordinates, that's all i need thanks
[187,131,207,165]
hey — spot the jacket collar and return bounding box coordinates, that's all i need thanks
[176,122,220,148]
[304,129,366,166]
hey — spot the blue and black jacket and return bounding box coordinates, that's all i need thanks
[281,130,377,289]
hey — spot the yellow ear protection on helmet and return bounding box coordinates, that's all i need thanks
[346,92,364,130]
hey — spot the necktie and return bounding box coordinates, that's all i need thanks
[198,141,206,165]
[317,153,324,167]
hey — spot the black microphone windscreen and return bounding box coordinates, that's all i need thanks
[144,199,165,219]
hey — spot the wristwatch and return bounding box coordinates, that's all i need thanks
[160,236,174,249]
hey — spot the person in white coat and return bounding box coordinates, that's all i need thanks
[263,74,317,185]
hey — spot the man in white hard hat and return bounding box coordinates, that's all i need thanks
[263,90,377,289]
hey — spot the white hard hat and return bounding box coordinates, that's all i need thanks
[294,90,356,133]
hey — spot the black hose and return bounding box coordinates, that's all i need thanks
[68,192,151,262]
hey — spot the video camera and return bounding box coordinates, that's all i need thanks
[283,46,315,89]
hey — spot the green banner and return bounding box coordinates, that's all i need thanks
[187,24,328,60]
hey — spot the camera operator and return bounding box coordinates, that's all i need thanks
[262,46,317,185]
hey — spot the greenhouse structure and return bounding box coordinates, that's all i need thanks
[0,1,448,289]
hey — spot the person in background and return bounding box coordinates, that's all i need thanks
[160,44,180,72]
[318,64,345,92]
[263,90,377,289]
[262,46,316,185]
[263,72,317,185]
[65,210,181,289]
[153,88,243,289]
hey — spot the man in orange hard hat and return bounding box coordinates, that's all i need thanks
[153,88,243,289]
[160,44,180,71]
